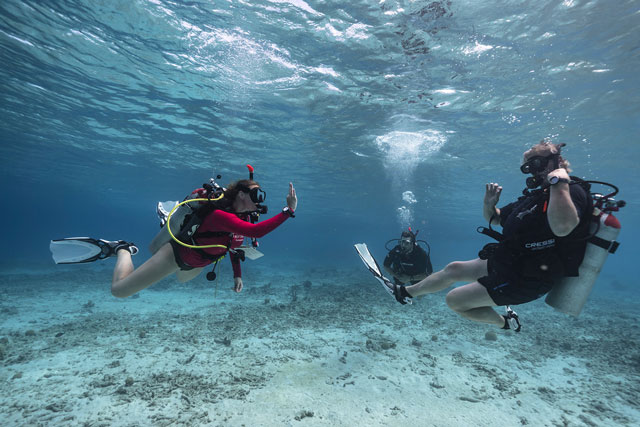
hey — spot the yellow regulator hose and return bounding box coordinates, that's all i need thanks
[166,195,228,250]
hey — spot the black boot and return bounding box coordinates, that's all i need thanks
[393,284,413,305]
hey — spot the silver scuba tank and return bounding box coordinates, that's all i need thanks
[149,177,225,254]
[545,211,621,316]
[149,197,195,254]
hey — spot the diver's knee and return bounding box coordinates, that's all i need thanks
[111,284,129,298]
[443,261,466,280]
[445,289,463,311]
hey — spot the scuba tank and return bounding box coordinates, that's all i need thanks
[545,183,624,316]
[476,180,624,317]
[149,165,266,282]
[149,175,225,255]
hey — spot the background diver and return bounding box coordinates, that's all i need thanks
[383,229,433,285]
[51,173,297,298]
[389,141,592,331]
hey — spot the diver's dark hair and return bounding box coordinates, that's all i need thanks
[219,179,260,210]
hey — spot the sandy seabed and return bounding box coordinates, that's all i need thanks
[1,264,638,427]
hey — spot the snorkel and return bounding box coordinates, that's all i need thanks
[246,164,268,216]
[399,228,418,253]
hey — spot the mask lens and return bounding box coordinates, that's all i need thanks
[250,187,266,203]
[520,156,549,174]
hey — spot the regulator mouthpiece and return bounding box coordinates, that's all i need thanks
[526,176,544,189]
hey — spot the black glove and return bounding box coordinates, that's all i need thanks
[393,284,413,305]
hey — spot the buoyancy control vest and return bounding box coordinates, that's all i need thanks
[174,188,233,261]
[478,178,592,281]
[478,177,625,316]
[149,181,263,261]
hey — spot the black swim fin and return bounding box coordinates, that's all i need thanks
[354,243,412,305]
[49,237,138,264]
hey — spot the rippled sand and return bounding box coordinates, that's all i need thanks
[1,266,638,426]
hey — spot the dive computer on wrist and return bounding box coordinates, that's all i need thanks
[549,176,570,186]
[282,207,295,217]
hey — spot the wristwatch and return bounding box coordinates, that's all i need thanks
[282,206,295,218]
[549,176,570,186]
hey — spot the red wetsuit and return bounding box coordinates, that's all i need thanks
[173,209,290,276]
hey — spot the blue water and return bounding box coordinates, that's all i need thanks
[3,0,638,283]
[1,0,638,277]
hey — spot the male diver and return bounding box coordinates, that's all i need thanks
[383,229,433,285]
[387,141,592,331]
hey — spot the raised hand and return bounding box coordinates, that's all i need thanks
[286,182,297,211]
[484,182,502,207]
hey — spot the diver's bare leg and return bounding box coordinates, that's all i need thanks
[406,258,488,297]
[445,282,504,326]
[111,243,179,298]
[113,250,134,282]
[176,268,203,283]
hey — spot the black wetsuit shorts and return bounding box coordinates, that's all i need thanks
[169,240,196,271]
[478,253,555,306]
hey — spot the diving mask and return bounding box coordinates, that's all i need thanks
[239,185,266,204]
[520,155,556,175]
[400,238,413,252]
[249,187,266,204]
[521,154,561,189]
